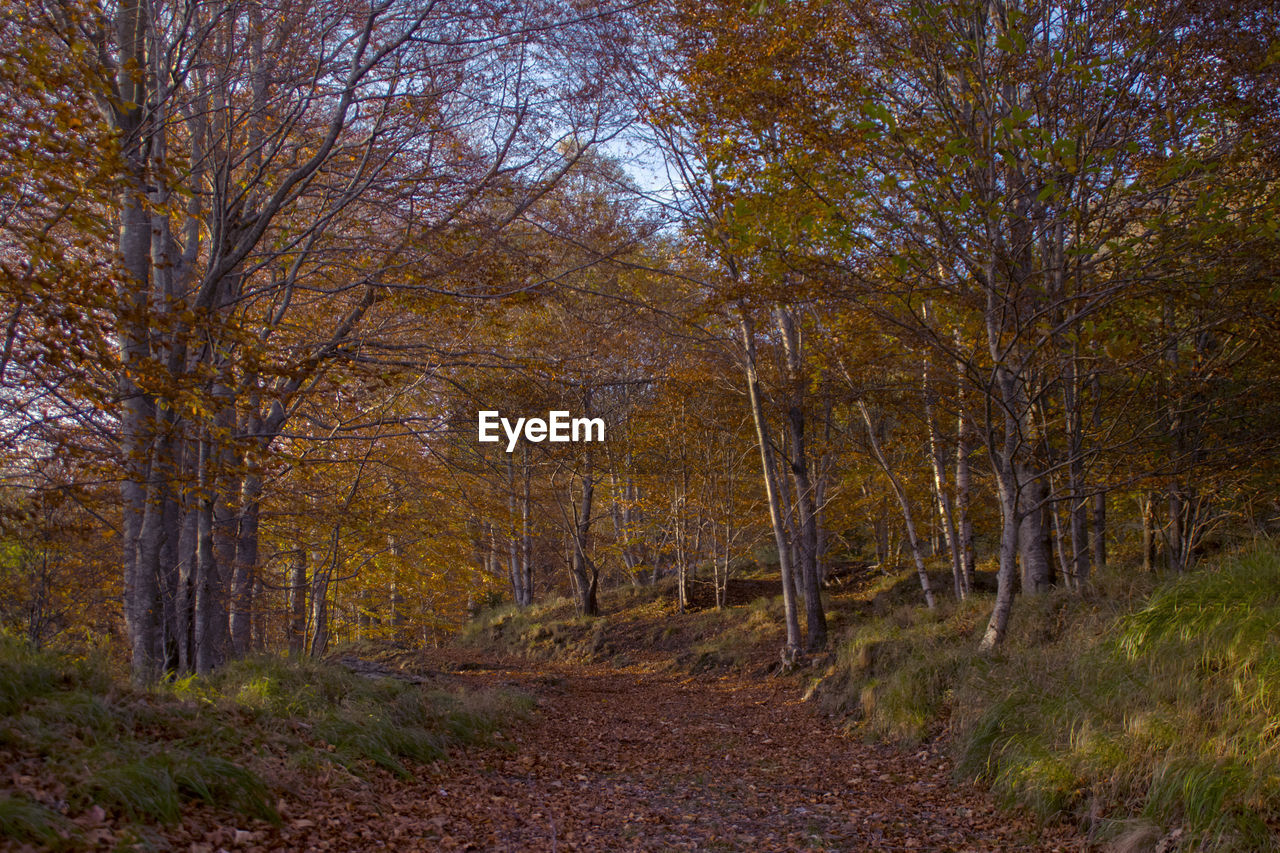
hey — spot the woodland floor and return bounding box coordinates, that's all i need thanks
[158,650,1088,853]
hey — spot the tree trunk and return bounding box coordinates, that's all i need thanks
[924,362,965,599]
[309,547,331,658]
[521,446,534,604]
[113,0,162,683]
[981,463,1021,650]
[1018,468,1053,594]
[738,310,801,661]
[776,308,827,652]
[955,407,976,587]
[287,549,307,656]
[1090,491,1107,570]
[1167,488,1187,573]
[194,437,222,673]
[981,362,1024,650]
[568,397,599,617]
[176,499,197,673]
[229,469,261,657]
[1063,354,1091,586]
[859,401,936,609]
[1141,492,1158,572]
[251,572,266,652]
[674,494,688,614]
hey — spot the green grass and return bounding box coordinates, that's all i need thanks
[0,793,69,847]
[817,546,1280,851]
[0,640,529,846]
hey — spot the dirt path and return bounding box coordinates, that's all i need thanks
[190,658,1086,852]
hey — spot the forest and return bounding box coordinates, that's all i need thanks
[1,0,1278,850]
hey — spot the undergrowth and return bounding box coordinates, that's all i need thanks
[0,642,527,848]
[460,579,798,672]
[818,546,1280,852]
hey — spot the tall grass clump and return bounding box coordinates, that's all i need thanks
[820,547,1280,851]
[0,794,70,847]
[818,594,992,744]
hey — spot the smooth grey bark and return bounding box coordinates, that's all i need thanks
[388,536,407,629]
[1018,468,1053,594]
[520,446,534,604]
[569,464,599,617]
[229,466,261,657]
[309,534,336,658]
[981,363,1025,651]
[207,403,237,666]
[776,308,826,652]
[568,390,600,617]
[107,0,163,683]
[738,311,802,660]
[175,499,197,672]
[923,356,965,599]
[158,465,182,672]
[193,436,222,673]
[982,460,1022,650]
[955,380,976,587]
[674,490,689,613]
[287,548,307,656]
[1089,374,1107,570]
[507,458,530,606]
[1062,352,1091,587]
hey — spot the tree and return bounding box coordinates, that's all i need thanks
[15,0,628,679]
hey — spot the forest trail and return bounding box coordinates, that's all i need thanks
[182,655,1087,852]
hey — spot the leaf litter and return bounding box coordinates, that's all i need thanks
[156,653,1086,852]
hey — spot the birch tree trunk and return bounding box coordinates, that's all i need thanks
[922,341,966,599]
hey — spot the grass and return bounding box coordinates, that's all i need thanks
[816,546,1280,852]
[0,793,69,847]
[461,577,795,673]
[0,640,528,847]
